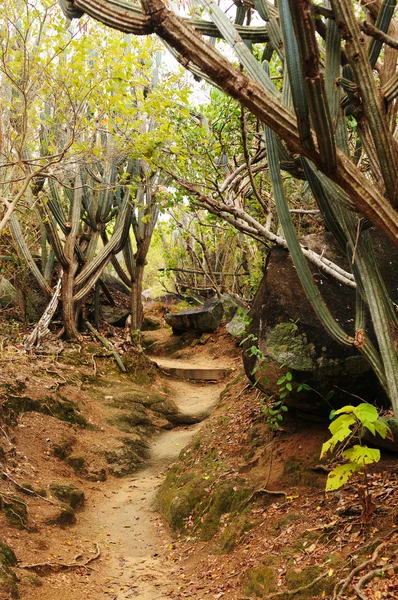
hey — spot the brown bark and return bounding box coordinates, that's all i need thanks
[62,259,79,340]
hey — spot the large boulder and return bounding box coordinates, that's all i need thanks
[100,305,130,326]
[165,298,224,333]
[243,231,398,416]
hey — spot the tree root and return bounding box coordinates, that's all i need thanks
[242,488,287,510]
[19,543,101,573]
[354,562,398,599]
[332,532,397,600]
[239,568,329,600]
[1,471,59,506]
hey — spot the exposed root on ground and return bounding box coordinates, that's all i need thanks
[332,530,398,599]
[19,544,101,574]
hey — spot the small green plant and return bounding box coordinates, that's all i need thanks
[261,396,288,430]
[321,403,392,520]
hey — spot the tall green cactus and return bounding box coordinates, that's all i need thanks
[58,0,398,410]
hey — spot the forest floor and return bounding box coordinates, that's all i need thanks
[0,313,398,600]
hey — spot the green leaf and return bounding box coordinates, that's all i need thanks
[286,382,293,391]
[286,372,293,381]
[342,445,380,465]
[333,405,355,416]
[329,413,356,436]
[325,463,361,491]
[373,420,392,440]
[277,376,286,385]
[353,404,378,425]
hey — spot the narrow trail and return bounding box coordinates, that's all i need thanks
[72,363,228,599]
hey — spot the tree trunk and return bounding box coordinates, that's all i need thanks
[130,261,145,349]
[62,259,79,340]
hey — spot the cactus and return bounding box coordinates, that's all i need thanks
[59,0,398,410]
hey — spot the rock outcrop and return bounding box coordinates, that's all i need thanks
[243,231,397,415]
[165,298,224,333]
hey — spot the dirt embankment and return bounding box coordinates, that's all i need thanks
[0,326,240,599]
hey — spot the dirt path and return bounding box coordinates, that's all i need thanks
[73,376,226,600]
[20,371,227,599]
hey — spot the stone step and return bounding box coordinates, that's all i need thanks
[154,360,231,381]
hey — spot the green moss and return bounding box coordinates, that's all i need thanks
[2,496,28,530]
[66,455,85,472]
[200,482,252,541]
[53,438,75,460]
[243,564,277,597]
[283,565,333,598]
[0,543,17,568]
[275,513,300,530]
[282,457,321,488]
[49,483,85,509]
[266,322,315,371]
[3,394,87,427]
[105,437,150,477]
[155,465,208,530]
[0,542,19,599]
[218,510,256,553]
[47,503,76,526]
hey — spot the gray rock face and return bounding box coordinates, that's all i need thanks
[100,305,130,326]
[165,299,224,333]
[226,311,248,338]
[220,294,243,322]
[243,231,398,415]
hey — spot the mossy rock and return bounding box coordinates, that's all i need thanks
[53,438,75,460]
[3,394,87,427]
[1,496,28,530]
[105,437,150,477]
[218,509,256,553]
[200,481,252,541]
[0,542,19,599]
[243,564,277,597]
[49,483,85,509]
[46,502,76,526]
[66,455,85,472]
[266,322,315,371]
[83,467,107,482]
[283,565,333,598]
[141,316,162,331]
[155,465,209,531]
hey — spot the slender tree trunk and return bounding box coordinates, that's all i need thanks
[130,261,145,349]
[62,259,79,340]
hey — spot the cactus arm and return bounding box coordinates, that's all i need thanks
[197,0,278,98]
[264,124,354,346]
[279,0,314,153]
[9,214,53,295]
[367,0,397,68]
[330,0,398,206]
[37,200,68,268]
